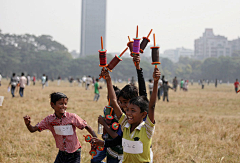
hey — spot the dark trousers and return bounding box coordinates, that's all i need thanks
[235,87,238,93]
[19,87,24,97]
[163,92,169,102]
[54,149,81,163]
[11,85,16,97]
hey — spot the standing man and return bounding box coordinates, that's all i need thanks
[8,73,19,97]
[234,79,240,93]
[41,74,46,89]
[19,72,27,97]
[173,76,178,92]
[0,73,2,86]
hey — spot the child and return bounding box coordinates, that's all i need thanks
[23,92,97,163]
[93,78,100,101]
[93,68,160,162]
[161,81,173,102]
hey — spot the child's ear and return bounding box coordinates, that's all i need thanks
[142,111,147,118]
[50,102,55,109]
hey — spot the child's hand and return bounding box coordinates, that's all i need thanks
[153,68,161,81]
[133,54,140,69]
[91,137,104,148]
[98,115,106,125]
[100,68,110,81]
[23,115,31,126]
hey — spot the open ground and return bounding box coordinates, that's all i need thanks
[0,79,239,163]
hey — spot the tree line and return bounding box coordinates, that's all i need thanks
[0,31,240,82]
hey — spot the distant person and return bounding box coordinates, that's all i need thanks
[191,79,193,85]
[172,76,178,92]
[183,80,188,91]
[161,81,173,102]
[180,79,184,90]
[27,74,31,86]
[32,76,36,85]
[57,76,61,86]
[202,79,205,89]
[148,79,153,98]
[158,79,163,100]
[45,75,49,87]
[8,73,19,97]
[234,79,240,93]
[0,73,2,86]
[86,75,92,90]
[93,78,101,102]
[23,92,97,163]
[82,75,86,87]
[19,72,27,97]
[215,79,218,88]
[41,74,46,89]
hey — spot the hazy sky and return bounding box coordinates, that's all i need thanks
[1,0,240,54]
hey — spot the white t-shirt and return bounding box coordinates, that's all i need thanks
[19,76,27,88]
[0,74,2,81]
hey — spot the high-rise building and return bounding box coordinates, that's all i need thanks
[80,0,107,57]
[194,29,232,60]
[162,47,193,63]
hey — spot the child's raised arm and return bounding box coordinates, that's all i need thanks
[100,69,122,118]
[148,68,161,123]
[23,115,39,133]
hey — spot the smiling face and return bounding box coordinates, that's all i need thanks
[126,103,147,128]
[51,98,68,118]
[118,96,130,112]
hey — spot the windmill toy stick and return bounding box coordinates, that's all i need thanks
[106,47,128,72]
[150,33,161,69]
[140,29,152,53]
[99,36,108,79]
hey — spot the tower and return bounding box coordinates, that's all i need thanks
[80,0,107,57]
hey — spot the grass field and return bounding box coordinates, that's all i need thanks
[0,79,239,163]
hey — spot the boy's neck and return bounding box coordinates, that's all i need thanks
[55,112,65,119]
[130,120,143,133]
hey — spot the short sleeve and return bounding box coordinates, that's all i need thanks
[145,115,155,139]
[72,114,87,130]
[37,116,51,132]
[119,113,128,132]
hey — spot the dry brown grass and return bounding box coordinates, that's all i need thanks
[0,79,240,163]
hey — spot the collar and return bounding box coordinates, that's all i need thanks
[125,121,145,130]
[53,111,67,119]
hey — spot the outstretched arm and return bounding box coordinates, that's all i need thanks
[85,125,97,138]
[100,69,122,118]
[23,115,39,133]
[148,68,161,123]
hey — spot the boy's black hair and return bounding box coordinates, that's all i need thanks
[96,78,99,82]
[50,92,68,104]
[129,96,149,113]
[113,85,120,97]
[117,84,138,100]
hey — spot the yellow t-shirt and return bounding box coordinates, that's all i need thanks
[119,113,155,163]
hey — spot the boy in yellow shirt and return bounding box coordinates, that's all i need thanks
[93,68,160,162]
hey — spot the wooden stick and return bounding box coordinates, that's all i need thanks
[119,47,128,57]
[101,36,103,50]
[153,33,156,47]
[109,110,113,116]
[128,36,131,42]
[136,25,138,38]
[147,29,153,39]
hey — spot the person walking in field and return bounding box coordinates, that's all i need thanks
[41,74,46,89]
[8,73,19,97]
[161,81,173,102]
[0,73,2,86]
[234,79,240,93]
[23,92,97,163]
[19,72,27,97]
[93,78,101,102]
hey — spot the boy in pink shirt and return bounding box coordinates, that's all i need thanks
[23,92,97,163]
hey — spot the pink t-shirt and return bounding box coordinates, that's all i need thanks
[37,112,87,153]
[19,76,27,88]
